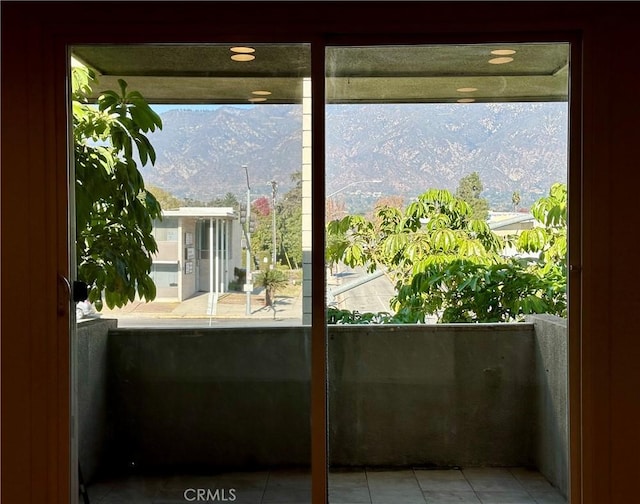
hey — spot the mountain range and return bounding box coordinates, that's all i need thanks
[143,102,568,212]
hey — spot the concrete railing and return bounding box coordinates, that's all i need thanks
[78,316,567,495]
[329,323,536,468]
[108,327,312,471]
[528,314,568,496]
[77,318,117,483]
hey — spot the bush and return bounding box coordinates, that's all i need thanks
[254,268,288,306]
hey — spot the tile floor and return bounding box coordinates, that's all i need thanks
[86,467,566,504]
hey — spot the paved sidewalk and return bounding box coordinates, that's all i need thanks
[99,288,303,321]
[90,265,389,322]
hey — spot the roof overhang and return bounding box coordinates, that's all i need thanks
[71,43,569,105]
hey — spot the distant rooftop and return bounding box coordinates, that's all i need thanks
[488,212,535,231]
[162,207,236,218]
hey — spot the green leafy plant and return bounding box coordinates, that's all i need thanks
[327,188,504,285]
[73,66,163,310]
[328,307,388,324]
[326,184,567,323]
[254,268,288,307]
[397,259,565,323]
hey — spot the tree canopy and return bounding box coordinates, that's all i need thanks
[146,185,182,210]
[455,171,489,221]
[251,171,303,269]
[327,183,567,323]
[73,66,163,310]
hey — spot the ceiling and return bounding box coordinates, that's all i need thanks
[72,43,569,105]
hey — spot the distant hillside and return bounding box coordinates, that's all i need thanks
[143,102,568,211]
[144,105,303,202]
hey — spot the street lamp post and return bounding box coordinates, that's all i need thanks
[269,180,277,268]
[242,165,252,315]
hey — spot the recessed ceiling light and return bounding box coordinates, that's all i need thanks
[252,90,272,96]
[457,87,478,93]
[491,49,517,56]
[488,56,514,65]
[248,97,267,103]
[231,54,256,62]
[230,46,255,54]
[457,98,476,103]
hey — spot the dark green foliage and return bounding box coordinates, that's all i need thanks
[254,268,288,307]
[326,307,427,325]
[327,307,394,324]
[455,171,489,221]
[251,171,303,268]
[213,192,240,208]
[512,191,521,212]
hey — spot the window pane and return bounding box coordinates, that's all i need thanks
[72,43,312,504]
[326,43,570,503]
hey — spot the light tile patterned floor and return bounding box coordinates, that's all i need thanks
[86,467,566,504]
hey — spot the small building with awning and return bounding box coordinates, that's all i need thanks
[150,207,243,301]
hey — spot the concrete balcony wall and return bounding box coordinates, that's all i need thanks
[107,328,311,471]
[529,314,568,497]
[328,324,536,468]
[79,320,567,495]
[77,318,118,483]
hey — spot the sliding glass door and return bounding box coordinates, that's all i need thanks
[70,43,313,504]
[67,35,574,504]
[325,43,571,504]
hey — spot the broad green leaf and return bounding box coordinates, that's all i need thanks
[432,228,456,251]
[518,227,547,252]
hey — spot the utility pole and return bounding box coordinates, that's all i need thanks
[269,180,277,269]
[242,165,252,315]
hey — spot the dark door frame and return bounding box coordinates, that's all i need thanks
[4,2,636,503]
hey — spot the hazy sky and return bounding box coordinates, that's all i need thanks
[151,104,251,114]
